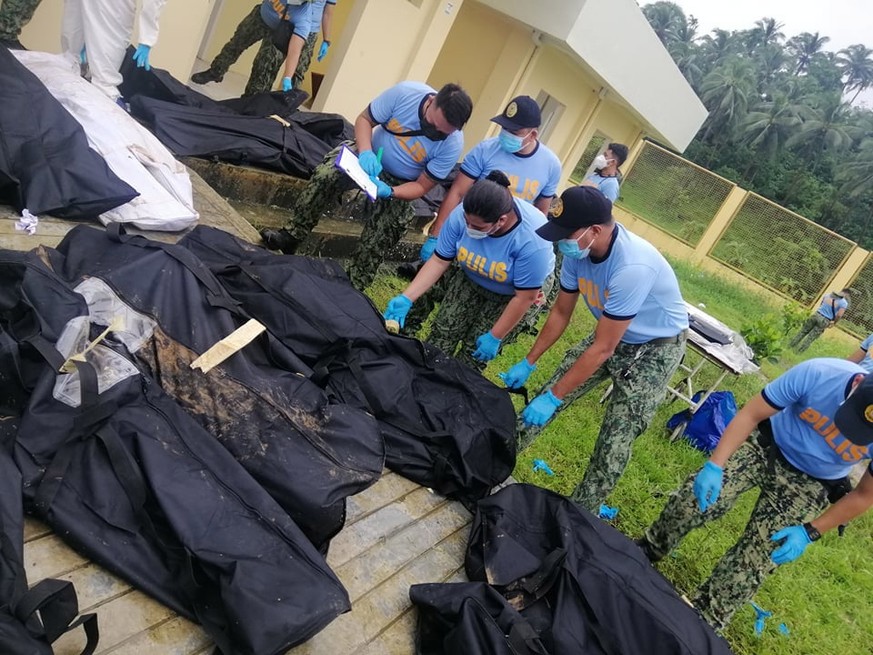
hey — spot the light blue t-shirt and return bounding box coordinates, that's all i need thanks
[460,138,561,204]
[763,358,871,480]
[816,292,849,320]
[435,199,555,295]
[260,0,312,39]
[308,0,336,35]
[368,81,464,182]
[586,173,620,202]
[559,223,688,344]
[857,335,873,374]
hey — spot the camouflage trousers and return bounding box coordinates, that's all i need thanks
[503,247,562,345]
[206,4,284,96]
[517,331,686,511]
[0,0,41,40]
[427,271,511,369]
[789,313,829,352]
[292,31,318,89]
[644,436,829,631]
[283,143,416,290]
[403,267,456,337]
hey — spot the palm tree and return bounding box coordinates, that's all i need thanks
[785,94,853,171]
[839,139,873,197]
[699,29,741,71]
[756,18,785,48]
[699,58,757,143]
[838,44,873,103]
[741,95,803,162]
[642,1,688,47]
[787,32,831,75]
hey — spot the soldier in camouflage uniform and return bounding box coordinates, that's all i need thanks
[500,186,688,512]
[191,1,312,96]
[638,358,873,632]
[383,172,553,369]
[262,81,473,291]
[789,288,851,352]
[0,0,42,47]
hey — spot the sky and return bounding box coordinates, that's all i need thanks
[668,0,873,105]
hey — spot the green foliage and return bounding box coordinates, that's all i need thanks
[781,301,809,335]
[741,315,785,362]
[640,2,873,250]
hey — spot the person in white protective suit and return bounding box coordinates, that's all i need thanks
[61,0,167,101]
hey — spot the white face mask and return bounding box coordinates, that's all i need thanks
[466,226,493,239]
[593,154,611,170]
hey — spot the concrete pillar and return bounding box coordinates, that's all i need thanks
[693,185,746,262]
[555,92,605,189]
[825,247,870,296]
[314,0,464,118]
[620,132,646,177]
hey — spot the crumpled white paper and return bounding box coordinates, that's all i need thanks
[14,209,38,235]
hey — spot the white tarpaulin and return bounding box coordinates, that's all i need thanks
[13,50,198,232]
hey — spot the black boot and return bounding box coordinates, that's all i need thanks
[396,261,423,281]
[191,68,224,85]
[260,228,302,253]
[634,536,663,563]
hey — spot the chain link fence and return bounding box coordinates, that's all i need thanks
[568,134,607,185]
[709,193,855,304]
[840,254,873,338]
[615,142,734,246]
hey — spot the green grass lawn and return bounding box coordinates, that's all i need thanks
[366,259,873,655]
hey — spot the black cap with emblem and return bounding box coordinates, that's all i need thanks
[490,95,541,131]
[535,186,613,242]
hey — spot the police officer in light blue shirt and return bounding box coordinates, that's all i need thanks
[422,95,562,261]
[383,172,554,369]
[789,288,852,352]
[583,143,628,202]
[848,333,873,374]
[639,358,873,631]
[499,186,688,510]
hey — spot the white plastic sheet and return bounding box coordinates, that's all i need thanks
[13,50,198,232]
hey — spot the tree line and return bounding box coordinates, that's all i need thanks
[642,1,873,249]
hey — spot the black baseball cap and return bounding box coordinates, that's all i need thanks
[491,96,541,131]
[535,186,613,242]
[834,374,873,446]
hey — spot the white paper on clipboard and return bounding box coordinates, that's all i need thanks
[334,145,378,201]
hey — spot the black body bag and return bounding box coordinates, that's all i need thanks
[2,248,351,655]
[411,484,734,655]
[180,226,517,506]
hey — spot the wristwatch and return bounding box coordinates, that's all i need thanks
[803,522,822,542]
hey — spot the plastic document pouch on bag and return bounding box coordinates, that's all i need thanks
[335,145,378,201]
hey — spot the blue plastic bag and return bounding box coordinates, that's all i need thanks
[666,391,737,453]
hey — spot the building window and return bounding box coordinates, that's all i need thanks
[569,133,609,184]
[534,91,565,143]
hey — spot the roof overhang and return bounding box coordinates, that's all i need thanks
[475,0,708,151]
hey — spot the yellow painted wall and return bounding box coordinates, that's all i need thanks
[426,2,533,156]
[298,0,357,100]
[20,0,213,82]
[313,0,465,117]
[203,0,261,77]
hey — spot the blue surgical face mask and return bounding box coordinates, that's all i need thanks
[498,129,525,153]
[558,228,593,259]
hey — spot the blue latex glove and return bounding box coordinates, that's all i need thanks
[372,176,393,199]
[532,459,554,475]
[80,46,87,64]
[132,44,151,70]
[471,332,501,362]
[598,504,619,520]
[383,294,413,328]
[498,358,536,389]
[358,150,383,178]
[751,602,772,636]
[521,390,562,427]
[282,76,293,92]
[419,235,438,261]
[317,40,330,61]
[770,525,812,565]
[693,461,723,512]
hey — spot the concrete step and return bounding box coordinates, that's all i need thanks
[230,200,427,261]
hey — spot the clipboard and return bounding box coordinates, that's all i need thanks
[334,145,378,201]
